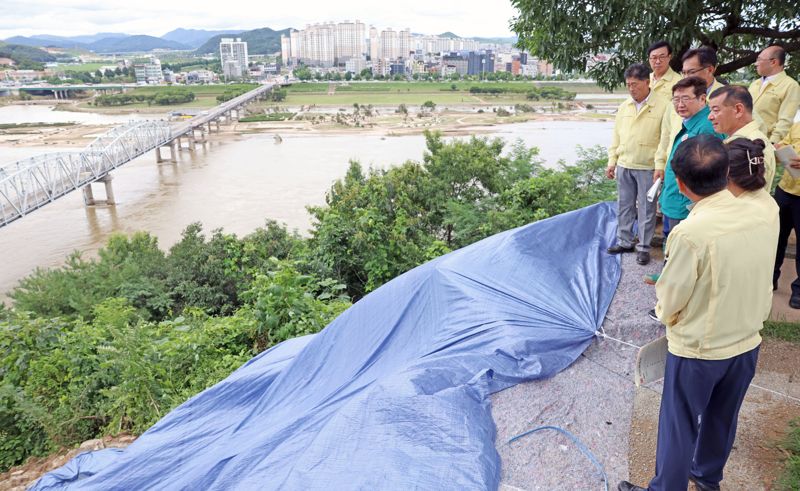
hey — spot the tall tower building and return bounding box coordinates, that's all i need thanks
[335,20,366,64]
[380,28,398,60]
[398,28,411,59]
[281,33,293,66]
[219,38,249,79]
[369,26,380,61]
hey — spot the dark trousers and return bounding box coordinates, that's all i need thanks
[774,187,800,295]
[661,216,682,242]
[647,346,759,491]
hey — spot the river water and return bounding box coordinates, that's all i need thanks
[0,107,613,297]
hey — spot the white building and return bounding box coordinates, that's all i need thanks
[335,20,366,64]
[369,26,379,61]
[134,57,164,84]
[345,57,367,74]
[220,38,249,79]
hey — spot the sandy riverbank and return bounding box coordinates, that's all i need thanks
[0,108,613,149]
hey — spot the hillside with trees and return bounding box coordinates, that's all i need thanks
[195,27,293,55]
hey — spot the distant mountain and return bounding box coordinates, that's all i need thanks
[195,27,293,55]
[88,35,191,53]
[473,36,518,45]
[65,32,129,44]
[0,42,56,62]
[438,32,459,39]
[4,36,88,50]
[162,28,244,48]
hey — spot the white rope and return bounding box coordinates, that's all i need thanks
[592,328,800,406]
[750,383,800,404]
[594,327,642,350]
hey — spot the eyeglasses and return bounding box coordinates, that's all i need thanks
[648,54,669,61]
[756,57,776,63]
[671,96,698,105]
[680,67,707,76]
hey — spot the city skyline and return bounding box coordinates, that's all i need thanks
[0,0,518,40]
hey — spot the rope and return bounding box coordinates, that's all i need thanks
[750,383,800,404]
[595,327,642,350]
[508,425,609,491]
[592,329,800,405]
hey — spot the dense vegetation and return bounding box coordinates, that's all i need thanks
[195,27,292,55]
[94,89,196,106]
[0,42,54,70]
[0,134,614,471]
[511,0,800,89]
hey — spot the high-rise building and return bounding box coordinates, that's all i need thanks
[380,29,398,60]
[398,29,411,59]
[335,20,366,64]
[281,33,293,66]
[220,38,249,79]
[369,27,379,61]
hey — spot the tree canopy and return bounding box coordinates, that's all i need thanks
[510,0,800,89]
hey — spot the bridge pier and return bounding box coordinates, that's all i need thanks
[156,141,177,163]
[177,135,196,152]
[82,175,115,206]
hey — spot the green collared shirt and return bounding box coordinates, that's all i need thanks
[659,105,724,219]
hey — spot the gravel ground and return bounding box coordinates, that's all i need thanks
[493,249,800,491]
[493,251,663,491]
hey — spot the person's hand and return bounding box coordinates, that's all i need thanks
[605,164,616,179]
[790,157,800,170]
[653,169,664,182]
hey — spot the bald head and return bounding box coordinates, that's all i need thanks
[755,45,786,77]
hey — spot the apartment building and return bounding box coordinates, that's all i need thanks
[219,38,249,79]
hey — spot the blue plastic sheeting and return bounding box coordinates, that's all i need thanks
[32,202,621,491]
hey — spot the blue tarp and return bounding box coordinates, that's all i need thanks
[32,202,621,490]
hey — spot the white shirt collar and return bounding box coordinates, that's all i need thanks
[634,92,651,112]
[762,72,781,84]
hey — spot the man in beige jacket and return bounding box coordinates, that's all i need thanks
[748,45,800,144]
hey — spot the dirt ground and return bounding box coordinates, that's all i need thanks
[627,338,800,491]
[0,435,136,491]
[626,247,800,491]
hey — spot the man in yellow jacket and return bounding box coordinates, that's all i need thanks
[606,63,670,265]
[708,85,776,186]
[749,46,800,144]
[774,122,800,308]
[654,47,725,182]
[647,40,680,100]
[618,135,779,491]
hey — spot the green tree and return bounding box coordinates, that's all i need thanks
[510,0,800,89]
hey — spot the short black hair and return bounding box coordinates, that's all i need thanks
[672,134,729,197]
[624,63,651,81]
[682,46,718,67]
[709,85,753,113]
[672,76,707,97]
[726,138,767,191]
[647,40,673,56]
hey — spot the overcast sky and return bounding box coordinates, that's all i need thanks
[1,0,519,39]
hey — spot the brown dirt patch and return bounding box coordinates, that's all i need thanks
[0,434,136,491]
[628,338,800,490]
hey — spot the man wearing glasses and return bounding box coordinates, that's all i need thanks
[748,45,800,144]
[654,47,725,186]
[658,78,724,237]
[647,41,680,100]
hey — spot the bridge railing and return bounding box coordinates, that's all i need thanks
[0,120,172,227]
[0,83,276,228]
